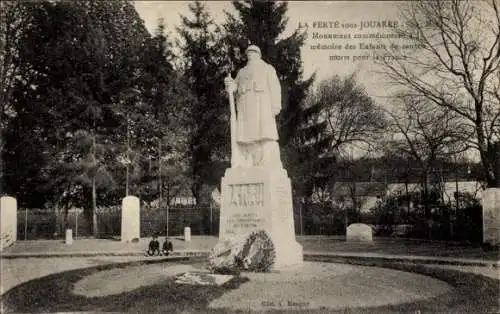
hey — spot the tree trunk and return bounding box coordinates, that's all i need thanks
[486,141,500,187]
[158,140,162,208]
[191,181,202,205]
[405,180,409,217]
[476,118,498,187]
[126,113,130,196]
[63,206,70,231]
[421,168,431,239]
[54,204,62,236]
[92,174,97,237]
[92,133,98,237]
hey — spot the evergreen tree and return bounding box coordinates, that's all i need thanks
[136,19,192,207]
[3,0,152,235]
[0,0,32,195]
[177,1,230,204]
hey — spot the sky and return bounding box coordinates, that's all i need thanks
[134,1,405,104]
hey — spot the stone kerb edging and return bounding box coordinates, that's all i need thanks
[0,250,208,259]
[304,252,500,268]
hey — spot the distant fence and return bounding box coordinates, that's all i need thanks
[16,197,483,243]
[293,198,483,242]
[17,204,220,240]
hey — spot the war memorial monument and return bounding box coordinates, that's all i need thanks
[213,44,303,270]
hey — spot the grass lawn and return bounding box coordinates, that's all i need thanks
[297,236,500,260]
[2,256,499,313]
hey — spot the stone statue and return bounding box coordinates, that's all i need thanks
[218,46,303,270]
[225,45,283,168]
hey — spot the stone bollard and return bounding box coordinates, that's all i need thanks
[1,196,17,251]
[121,196,140,243]
[184,227,191,242]
[65,229,73,245]
[482,188,500,247]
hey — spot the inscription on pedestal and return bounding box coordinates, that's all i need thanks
[225,212,265,235]
[230,183,264,207]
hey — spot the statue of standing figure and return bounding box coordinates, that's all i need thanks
[224,45,283,168]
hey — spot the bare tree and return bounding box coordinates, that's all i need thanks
[379,0,500,187]
[305,73,387,155]
[385,95,467,218]
[298,73,386,205]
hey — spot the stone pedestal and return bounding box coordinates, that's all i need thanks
[65,229,73,245]
[1,196,17,251]
[121,196,140,243]
[482,188,500,246]
[218,166,303,269]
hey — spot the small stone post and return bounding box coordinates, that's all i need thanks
[184,226,191,242]
[65,229,73,245]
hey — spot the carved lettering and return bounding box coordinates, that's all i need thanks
[229,183,264,207]
[226,212,264,231]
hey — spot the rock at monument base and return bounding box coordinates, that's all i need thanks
[121,196,140,243]
[1,196,17,251]
[175,272,234,286]
[209,230,276,273]
[209,234,247,273]
[217,166,303,270]
[346,223,373,242]
[482,188,500,247]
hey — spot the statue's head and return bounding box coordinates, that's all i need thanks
[246,45,261,62]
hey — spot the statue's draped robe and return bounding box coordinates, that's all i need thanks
[234,59,281,144]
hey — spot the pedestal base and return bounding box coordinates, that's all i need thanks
[217,166,303,269]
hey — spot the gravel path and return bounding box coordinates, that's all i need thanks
[208,262,452,311]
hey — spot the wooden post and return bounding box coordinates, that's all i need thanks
[24,207,28,240]
[299,200,303,236]
[209,203,213,236]
[126,113,130,197]
[75,209,78,240]
[166,203,169,237]
[158,140,162,209]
